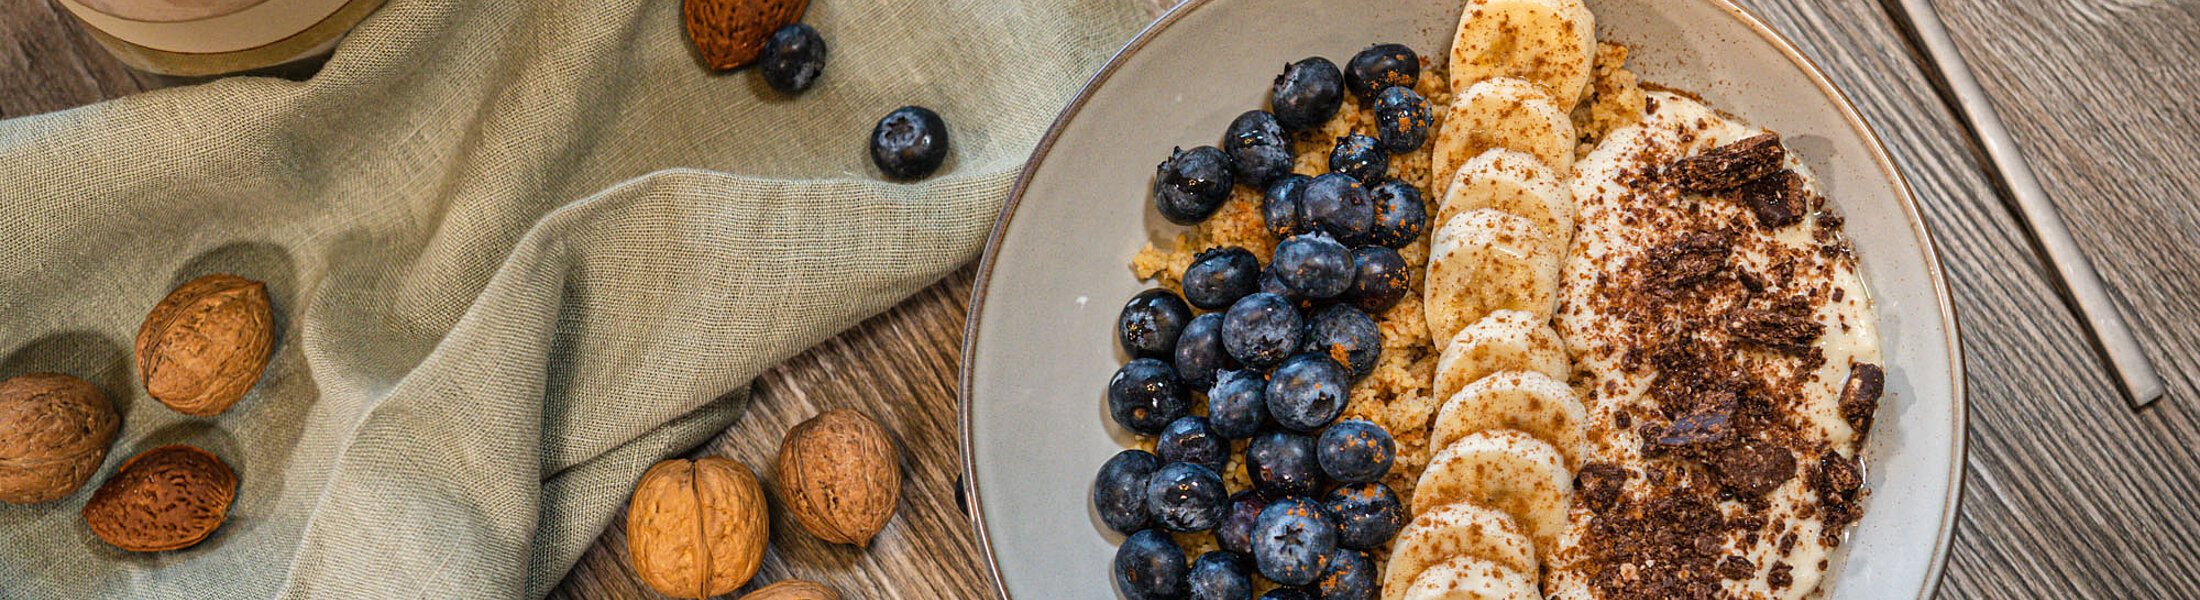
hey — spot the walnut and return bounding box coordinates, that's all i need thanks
[685,0,808,69]
[626,456,769,599]
[0,373,119,504]
[81,445,236,552]
[775,410,901,546]
[136,274,274,416]
[743,580,839,600]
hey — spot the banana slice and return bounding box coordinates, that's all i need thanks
[1448,0,1597,107]
[1430,78,1576,198]
[1431,310,1569,403]
[1381,502,1538,600]
[1424,211,1562,343]
[1437,149,1574,248]
[1401,555,1541,600]
[1411,431,1573,559]
[1432,371,1589,469]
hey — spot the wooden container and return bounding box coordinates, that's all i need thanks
[56,0,388,77]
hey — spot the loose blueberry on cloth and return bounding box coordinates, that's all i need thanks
[0,0,1145,597]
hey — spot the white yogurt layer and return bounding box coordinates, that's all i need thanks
[1543,92,1882,600]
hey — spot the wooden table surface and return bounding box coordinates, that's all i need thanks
[8,0,2199,598]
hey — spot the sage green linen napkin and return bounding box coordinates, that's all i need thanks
[0,0,1144,596]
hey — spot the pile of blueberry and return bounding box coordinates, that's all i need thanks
[1098,44,1434,600]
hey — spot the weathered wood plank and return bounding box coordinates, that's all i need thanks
[547,267,988,600]
[0,0,146,119]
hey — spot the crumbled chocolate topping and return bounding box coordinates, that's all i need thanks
[1815,450,1863,498]
[1730,170,1809,228]
[1666,133,1785,192]
[1576,465,1730,600]
[1768,562,1795,589]
[1728,304,1822,353]
[1840,362,1885,435]
[1646,232,1732,290]
[1718,555,1756,580]
[1708,441,1797,497]
[1577,462,1631,513]
[1647,401,1734,450]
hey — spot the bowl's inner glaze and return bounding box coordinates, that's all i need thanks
[963,0,1960,598]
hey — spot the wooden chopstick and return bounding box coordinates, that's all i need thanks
[1884,0,2164,406]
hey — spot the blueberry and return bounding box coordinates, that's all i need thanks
[1302,305,1382,381]
[1207,370,1270,439]
[1271,57,1345,131]
[1272,233,1353,300]
[1175,313,1237,391]
[1327,134,1388,183]
[1300,173,1373,245]
[1323,482,1405,550]
[1154,146,1236,225]
[1251,496,1338,586]
[1344,43,1420,101]
[1365,178,1427,249]
[1244,431,1322,495]
[1316,420,1395,483]
[1261,589,1317,600]
[1147,461,1228,533]
[1094,450,1161,535]
[1189,552,1255,600]
[1261,174,1314,239]
[1158,416,1230,474]
[1266,354,1348,432]
[1258,266,1308,309]
[759,24,828,94]
[1120,288,1193,359]
[1109,358,1190,435]
[1185,247,1263,310]
[1316,548,1377,600]
[1226,110,1295,187]
[1115,529,1190,600]
[1215,489,1275,555]
[870,106,950,180]
[1373,86,1432,153]
[1220,293,1304,370]
[1346,247,1410,314]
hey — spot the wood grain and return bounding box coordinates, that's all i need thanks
[5,1,2200,599]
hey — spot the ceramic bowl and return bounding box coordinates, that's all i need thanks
[960,0,1964,597]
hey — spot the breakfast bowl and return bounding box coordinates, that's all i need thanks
[959,0,1964,597]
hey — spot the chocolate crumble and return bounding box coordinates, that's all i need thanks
[1730,170,1810,228]
[1728,304,1822,353]
[1667,133,1786,192]
[1840,362,1884,435]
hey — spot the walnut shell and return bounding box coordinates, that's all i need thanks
[743,580,839,600]
[136,274,273,417]
[0,373,119,504]
[684,0,809,69]
[82,444,236,552]
[775,410,900,546]
[627,456,769,599]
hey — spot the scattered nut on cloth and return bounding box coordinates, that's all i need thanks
[0,0,1145,597]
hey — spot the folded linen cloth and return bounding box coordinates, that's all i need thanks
[0,0,1144,596]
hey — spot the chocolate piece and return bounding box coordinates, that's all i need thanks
[1710,441,1796,497]
[1650,405,1733,450]
[1840,363,1885,435]
[1768,562,1794,589]
[1647,232,1732,288]
[1718,556,1756,580]
[1730,170,1809,228]
[1666,133,1785,192]
[1728,306,1821,353]
[1816,450,1864,498]
[1577,463,1630,513]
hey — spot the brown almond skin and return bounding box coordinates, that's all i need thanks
[82,444,236,552]
[136,274,273,417]
[685,0,809,70]
[744,580,839,600]
[0,373,119,504]
[627,457,769,598]
[776,410,901,546]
